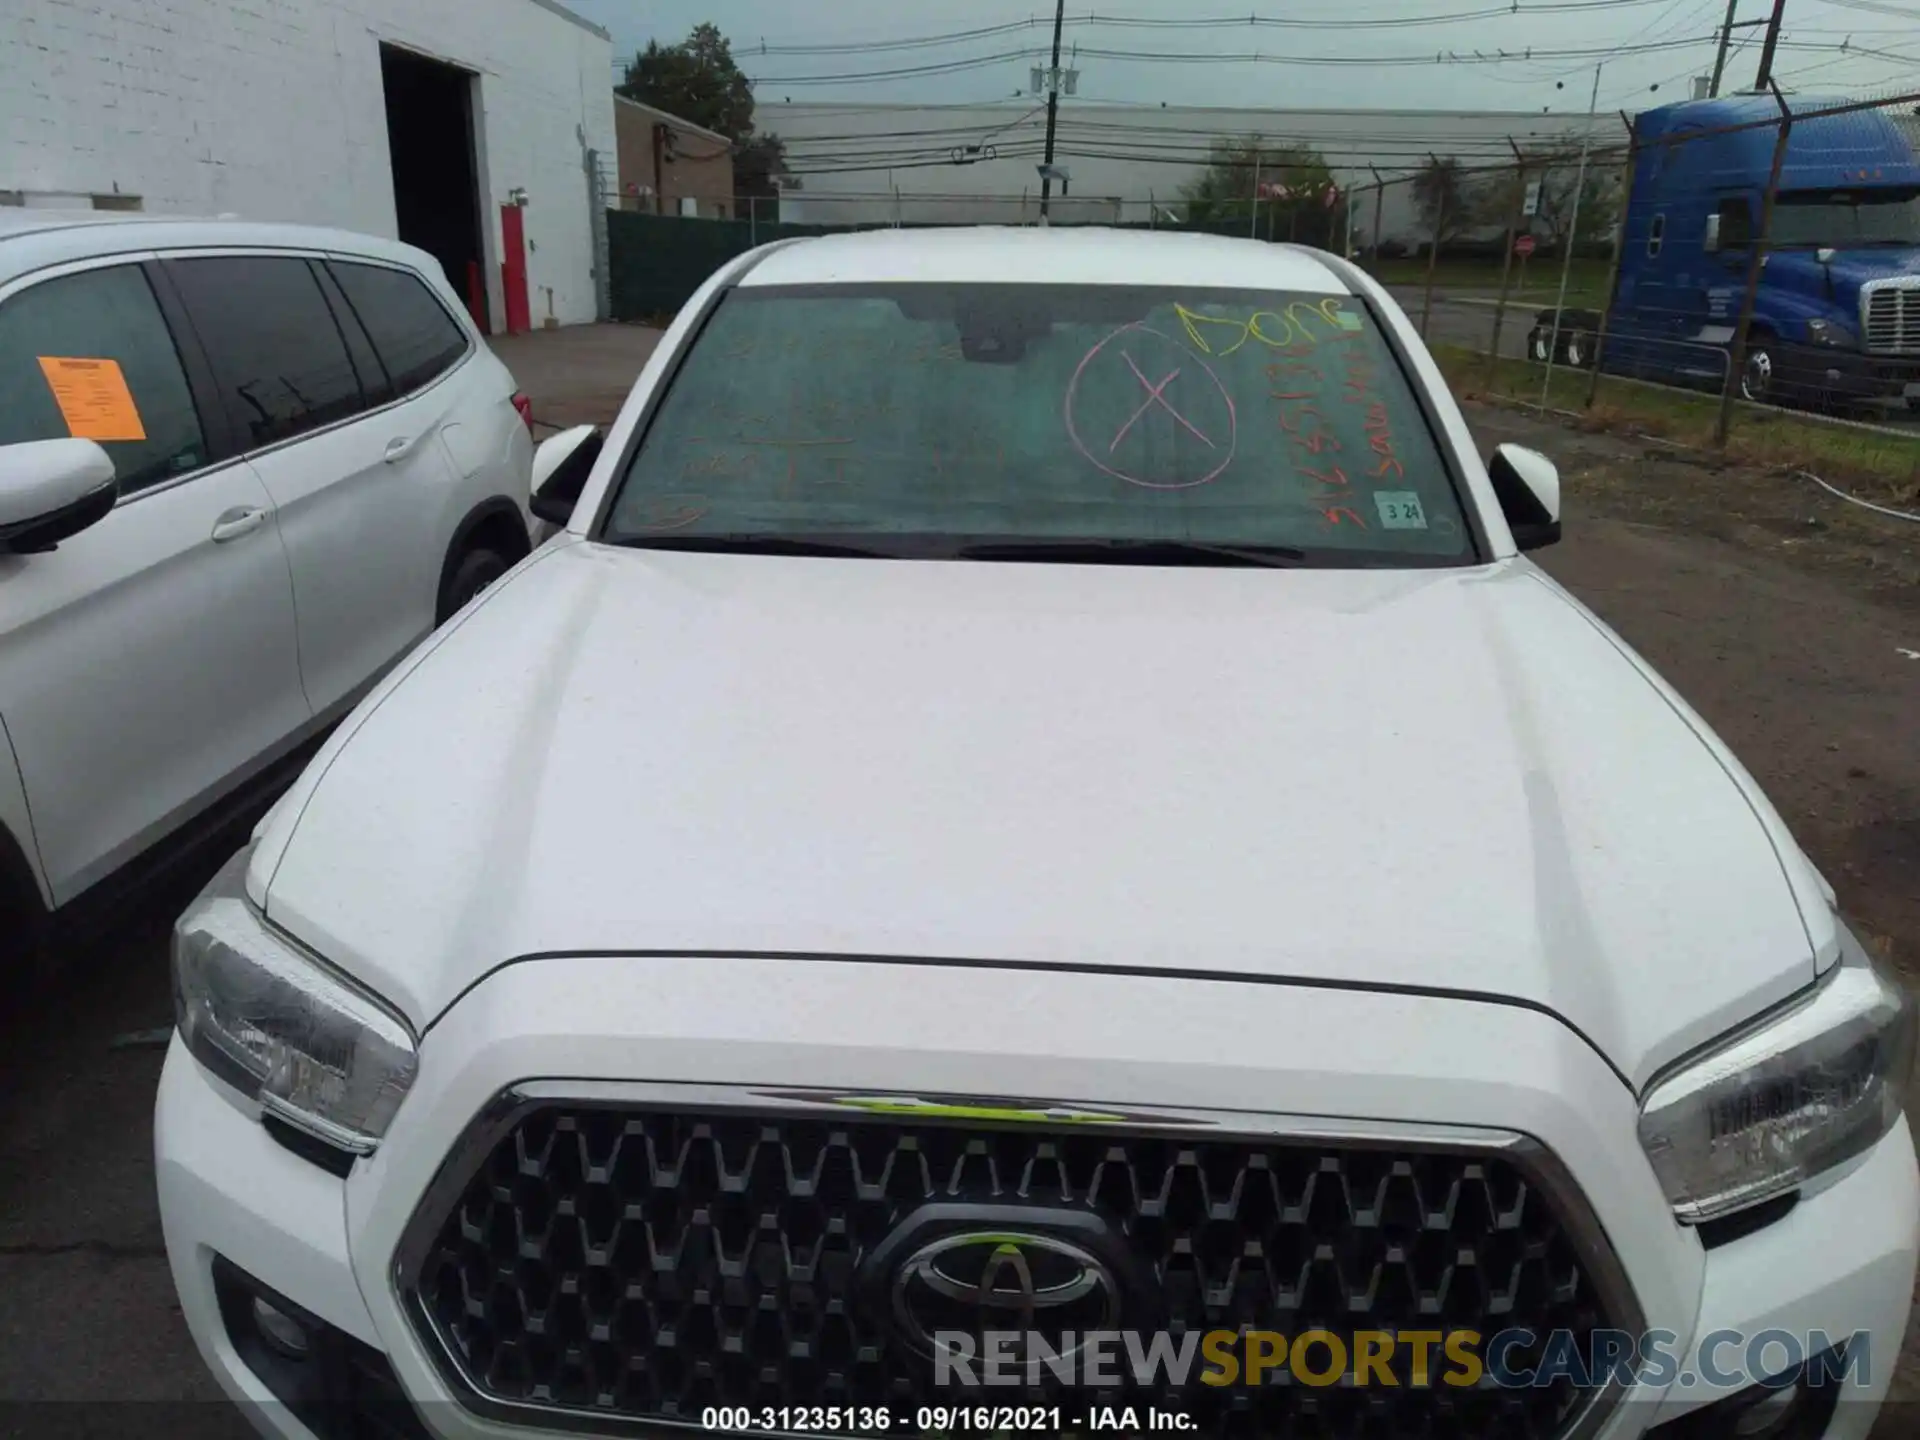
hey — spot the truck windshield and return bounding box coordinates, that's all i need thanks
[605,283,1474,567]
[1772,189,1920,248]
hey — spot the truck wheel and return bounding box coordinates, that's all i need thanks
[1740,343,1775,404]
[1564,332,1592,370]
[1529,328,1553,362]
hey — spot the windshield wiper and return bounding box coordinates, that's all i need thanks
[610,534,900,559]
[958,538,1309,568]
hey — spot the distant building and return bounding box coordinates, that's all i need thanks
[762,101,1616,243]
[2,0,617,331]
[614,96,737,219]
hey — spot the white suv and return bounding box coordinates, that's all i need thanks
[0,212,532,973]
[158,230,1915,1440]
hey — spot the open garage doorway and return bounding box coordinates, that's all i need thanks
[380,44,489,330]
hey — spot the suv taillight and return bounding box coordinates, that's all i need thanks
[511,392,533,432]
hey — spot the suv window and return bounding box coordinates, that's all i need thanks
[166,256,365,449]
[329,261,468,397]
[0,264,209,493]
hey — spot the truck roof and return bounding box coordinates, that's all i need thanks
[1633,93,1920,191]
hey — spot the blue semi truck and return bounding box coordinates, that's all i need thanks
[1527,93,1920,414]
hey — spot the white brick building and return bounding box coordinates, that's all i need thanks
[3,0,616,331]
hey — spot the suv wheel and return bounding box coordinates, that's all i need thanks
[438,546,511,623]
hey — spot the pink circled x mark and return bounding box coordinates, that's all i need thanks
[1107,352,1218,455]
[1063,324,1238,492]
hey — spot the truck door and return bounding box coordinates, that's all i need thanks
[1685,194,1758,390]
[1621,209,1675,379]
[1609,140,1680,381]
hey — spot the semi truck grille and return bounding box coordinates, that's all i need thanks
[1863,281,1920,356]
[397,1091,1634,1439]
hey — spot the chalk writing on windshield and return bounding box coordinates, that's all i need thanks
[1256,326,1381,531]
[1334,344,1407,482]
[1064,322,1238,490]
[683,434,856,497]
[625,494,709,531]
[1173,298,1356,357]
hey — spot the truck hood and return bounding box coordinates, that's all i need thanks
[1768,247,1920,303]
[1829,246,1920,283]
[255,541,1823,1090]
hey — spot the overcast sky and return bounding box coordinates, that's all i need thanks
[566,0,1918,117]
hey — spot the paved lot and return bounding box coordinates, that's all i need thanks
[1,326,1915,1433]
[489,323,660,432]
[1390,284,1538,361]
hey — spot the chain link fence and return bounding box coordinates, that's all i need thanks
[585,147,614,324]
[605,92,1920,471]
[1360,85,1920,464]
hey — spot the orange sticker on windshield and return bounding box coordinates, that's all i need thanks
[37,356,146,442]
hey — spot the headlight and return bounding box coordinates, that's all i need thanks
[1804,317,1855,349]
[1637,920,1914,1223]
[172,846,418,1153]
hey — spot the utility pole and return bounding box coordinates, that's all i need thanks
[1540,62,1602,408]
[1752,0,1787,92]
[1708,0,1740,97]
[1038,0,1066,220]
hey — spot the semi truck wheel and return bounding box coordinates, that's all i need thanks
[1740,334,1776,404]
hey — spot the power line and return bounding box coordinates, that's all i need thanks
[1475,0,1712,84]
[750,49,1049,84]
[784,138,1633,179]
[748,32,1727,85]
[741,0,1691,56]
[788,117,1606,149]
[1815,0,1920,16]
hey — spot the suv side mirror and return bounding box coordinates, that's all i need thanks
[1703,213,1722,254]
[1486,443,1561,552]
[528,425,604,527]
[0,438,118,554]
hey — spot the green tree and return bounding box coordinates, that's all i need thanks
[735,133,789,200]
[1411,156,1481,247]
[619,22,754,143]
[1521,144,1623,252]
[1181,138,1337,242]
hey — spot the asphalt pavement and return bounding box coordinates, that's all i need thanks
[1392,286,1539,360]
[0,825,254,1437]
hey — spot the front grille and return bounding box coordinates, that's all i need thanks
[1862,280,1920,356]
[399,1094,1629,1439]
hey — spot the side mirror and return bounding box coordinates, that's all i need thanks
[0,439,118,554]
[1486,443,1561,552]
[528,424,603,528]
[1703,213,1722,254]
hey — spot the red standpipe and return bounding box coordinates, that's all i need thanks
[499,202,531,335]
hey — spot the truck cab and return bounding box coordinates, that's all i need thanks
[1559,95,1920,411]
